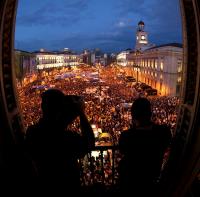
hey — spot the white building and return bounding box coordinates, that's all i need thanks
[35,49,80,70]
[116,50,132,67]
[133,43,183,96]
[116,21,183,96]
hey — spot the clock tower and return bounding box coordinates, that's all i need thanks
[135,21,149,51]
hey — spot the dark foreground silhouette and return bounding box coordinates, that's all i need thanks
[25,89,95,194]
[119,97,172,196]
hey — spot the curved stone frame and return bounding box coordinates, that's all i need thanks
[160,1,200,196]
[0,0,199,195]
[0,0,24,145]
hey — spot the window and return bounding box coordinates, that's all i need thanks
[177,77,182,82]
[177,59,182,72]
[155,60,158,69]
[160,61,164,71]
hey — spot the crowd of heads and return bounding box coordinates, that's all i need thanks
[17,65,180,186]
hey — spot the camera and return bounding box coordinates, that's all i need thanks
[65,95,83,104]
[64,95,84,111]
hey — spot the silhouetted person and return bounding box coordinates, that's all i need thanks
[119,97,172,196]
[25,89,95,193]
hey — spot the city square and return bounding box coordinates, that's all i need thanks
[0,0,199,196]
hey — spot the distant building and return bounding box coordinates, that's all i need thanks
[91,53,96,65]
[14,49,36,81]
[90,49,108,66]
[116,21,183,96]
[116,49,132,66]
[133,43,183,96]
[34,48,80,69]
[108,53,117,65]
[80,49,92,65]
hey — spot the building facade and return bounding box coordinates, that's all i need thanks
[81,49,92,65]
[132,43,183,96]
[121,21,183,96]
[15,49,36,82]
[116,49,132,67]
[35,49,80,70]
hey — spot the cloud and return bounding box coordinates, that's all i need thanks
[116,0,146,16]
[62,0,88,10]
[115,0,182,44]
[16,26,135,53]
[16,0,89,26]
[117,21,126,27]
[115,19,133,28]
[15,0,182,52]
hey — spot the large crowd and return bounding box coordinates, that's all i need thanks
[17,65,180,186]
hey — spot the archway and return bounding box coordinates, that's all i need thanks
[0,0,199,196]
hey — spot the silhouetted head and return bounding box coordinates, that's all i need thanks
[41,89,65,120]
[131,97,152,124]
[41,89,82,127]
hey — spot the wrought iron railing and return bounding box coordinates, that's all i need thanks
[80,145,121,187]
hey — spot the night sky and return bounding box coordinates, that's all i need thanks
[15,0,182,53]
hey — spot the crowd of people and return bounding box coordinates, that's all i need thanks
[17,65,180,188]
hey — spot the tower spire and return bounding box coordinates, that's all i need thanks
[135,21,148,51]
[138,21,145,31]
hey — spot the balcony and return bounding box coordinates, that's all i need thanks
[80,145,121,195]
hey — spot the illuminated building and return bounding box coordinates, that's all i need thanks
[116,49,133,67]
[35,48,80,70]
[126,21,183,96]
[133,43,183,96]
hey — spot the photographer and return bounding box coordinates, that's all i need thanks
[25,89,95,193]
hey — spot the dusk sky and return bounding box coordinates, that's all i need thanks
[15,0,182,53]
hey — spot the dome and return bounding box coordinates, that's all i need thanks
[138,21,145,26]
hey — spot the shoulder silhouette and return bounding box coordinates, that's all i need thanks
[25,89,95,193]
[119,97,172,196]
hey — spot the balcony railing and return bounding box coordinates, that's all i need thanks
[80,145,121,188]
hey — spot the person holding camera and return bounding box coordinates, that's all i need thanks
[25,89,95,194]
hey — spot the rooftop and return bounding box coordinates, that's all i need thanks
[145,43,183,51]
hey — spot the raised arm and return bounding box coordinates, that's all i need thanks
[79,112,95,151]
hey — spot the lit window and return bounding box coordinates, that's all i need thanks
[177,77,182,82]
[155,60,157,69]
[160,61,164,71]
[151,61,154,68]
[177,61,182,72]
[178,66,182,72]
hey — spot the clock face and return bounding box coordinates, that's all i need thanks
[137,36,139,40]
[141,35,145,40]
